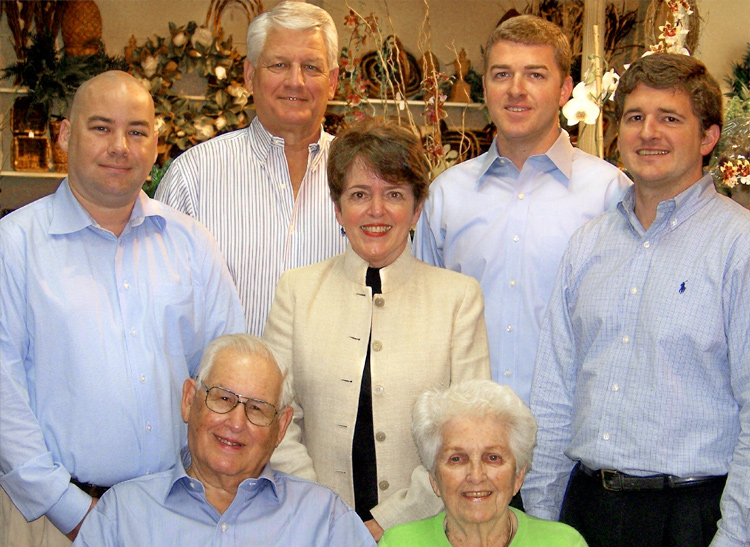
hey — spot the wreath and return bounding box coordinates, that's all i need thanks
[125,21,250,162]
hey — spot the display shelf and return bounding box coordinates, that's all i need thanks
[1,170,66,178]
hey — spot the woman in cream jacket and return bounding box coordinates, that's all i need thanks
[263,120,490,540]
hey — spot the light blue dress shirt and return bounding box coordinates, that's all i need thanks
[155,117,348,336]
[73,454,376,547]
[0,180,245,533]
[413,130,630,402]
[523,177,750,547]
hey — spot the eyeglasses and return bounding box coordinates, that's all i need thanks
[200,381,279,427]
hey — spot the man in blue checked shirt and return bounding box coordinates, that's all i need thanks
[0,71,245,546]
[73,335,375,547]
[523,53,750,547]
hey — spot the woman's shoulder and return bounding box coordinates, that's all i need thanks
[378,513,451,547]
[412,257,481,291]
[514,509,588,546]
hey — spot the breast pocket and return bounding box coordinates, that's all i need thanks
[152,282,205,357]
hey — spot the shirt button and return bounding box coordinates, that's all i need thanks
[374,296,385,307]
[499,159,505,165]
[373,385,384,395]
[643,241,650,248]
[603,433,610,440]
[517,193,524,200]
[289,225,295,234]
[622,336,630,344]
[506,325,513,332]
[671,219,677,227]
[280,184,286,190]
[375,431,386,442]
[190,481,196,489]
[504,370,511,377]
[513,235,520,242]
[221,523,228,532]
[146,423,152,432]
[630,287,638,295]
[509,280,516,287]
[379,480,390,491]
[372,340,383,352]
[123,281,130,289]
[140,375,146,383]
[131,328,137,336]
[612,384,619,392]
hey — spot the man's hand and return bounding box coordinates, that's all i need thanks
[364,519,384,541]
[64,497,98,541]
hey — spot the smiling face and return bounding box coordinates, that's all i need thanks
[335,159,423,269]
[618,83,720,198]
[58,72,158,211]
[244,26,338,143]
[430,415,525,533]
[182,347,292,490]
[483,40,572,161]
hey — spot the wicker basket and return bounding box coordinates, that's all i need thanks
[13,135,51,172]
[49,119,68,173]
[11,97,47,136]
[61,0,103,56]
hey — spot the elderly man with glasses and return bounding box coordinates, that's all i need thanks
[72,335,375,546]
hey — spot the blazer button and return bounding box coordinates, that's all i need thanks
[375,431,386,442]
[379,480,390,491]
[374,296,385,307]
[372,340,383,351]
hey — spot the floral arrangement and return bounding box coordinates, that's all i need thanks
[645,0,693,56]
[338,9,378,124]
[125,21,250,162]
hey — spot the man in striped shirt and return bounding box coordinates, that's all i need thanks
[156,1,347,335]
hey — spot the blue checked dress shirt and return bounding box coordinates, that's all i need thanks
[523,176,750,547]
[413,130,631,403]
[73,453,376,547]
[155,117,348,336]
[0,180,245,534]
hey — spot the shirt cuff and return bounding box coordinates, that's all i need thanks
[45,484,92,535]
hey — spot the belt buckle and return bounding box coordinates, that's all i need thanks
[600,469,622,491]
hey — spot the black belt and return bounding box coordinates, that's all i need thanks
[578,463,726,492]
[71,478,109,498]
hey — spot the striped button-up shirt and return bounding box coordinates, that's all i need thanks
[523,177,750,546]
[155,117,348,335]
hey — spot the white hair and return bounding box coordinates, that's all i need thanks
[245,1,339,69]
[411,380,538,475]
[195,334,293,408]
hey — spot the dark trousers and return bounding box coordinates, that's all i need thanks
[560,464,725,547]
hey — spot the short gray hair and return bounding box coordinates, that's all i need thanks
[246,1,339,70]
[195,334,293,408]
[412,380,537,475]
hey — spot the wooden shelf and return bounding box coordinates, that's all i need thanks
[0,170,67,178]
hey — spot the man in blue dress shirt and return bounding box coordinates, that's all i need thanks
[0,71,245,545]
[73,334,376,546]
[413,15,630,404]
[523,54,750,547]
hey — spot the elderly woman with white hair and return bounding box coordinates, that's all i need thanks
[379,380,587,546]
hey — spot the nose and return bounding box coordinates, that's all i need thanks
[508,74,526,97]
[368,194,385,217]
[285,64,304,87]
[226,402,248,430]
[639,116,659,140]
[108,132,129,156]
[467,458,486,482]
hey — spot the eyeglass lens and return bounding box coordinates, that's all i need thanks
[204,385,276,426]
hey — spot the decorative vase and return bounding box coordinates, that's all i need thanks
[61,0,103,56]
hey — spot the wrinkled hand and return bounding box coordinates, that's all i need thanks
[365,519,384,541]
[65,497,98,541]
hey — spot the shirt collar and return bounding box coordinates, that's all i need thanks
[343,241,416,292]
[169,447,280,504]
[617,174,716,234]
[48,179,165,236]
[477,129,573,187]
[247,116,328,165]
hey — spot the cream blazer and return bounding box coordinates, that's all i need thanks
[264,244,491,530]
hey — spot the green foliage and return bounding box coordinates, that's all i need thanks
[725,43,750,99]
[143,159,173,198]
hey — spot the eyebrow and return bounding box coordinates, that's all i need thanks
[86,115,151,128]
[623,106,682,117]
[489,63,550,71]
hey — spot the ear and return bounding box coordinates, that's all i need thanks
[700,124,721,157]
[482,74,488,104]
[514,464,528,496]
[243,58,255,94]
[411,199,424,229]
[181,378,198,424]
[328,67,340,100]
[58,119,72,153]
[275,406,294,446]
[334,200,344,227]
[559,75,574,107]
[428,473,441,498]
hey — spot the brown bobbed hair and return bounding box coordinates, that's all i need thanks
[327,119,430,209]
